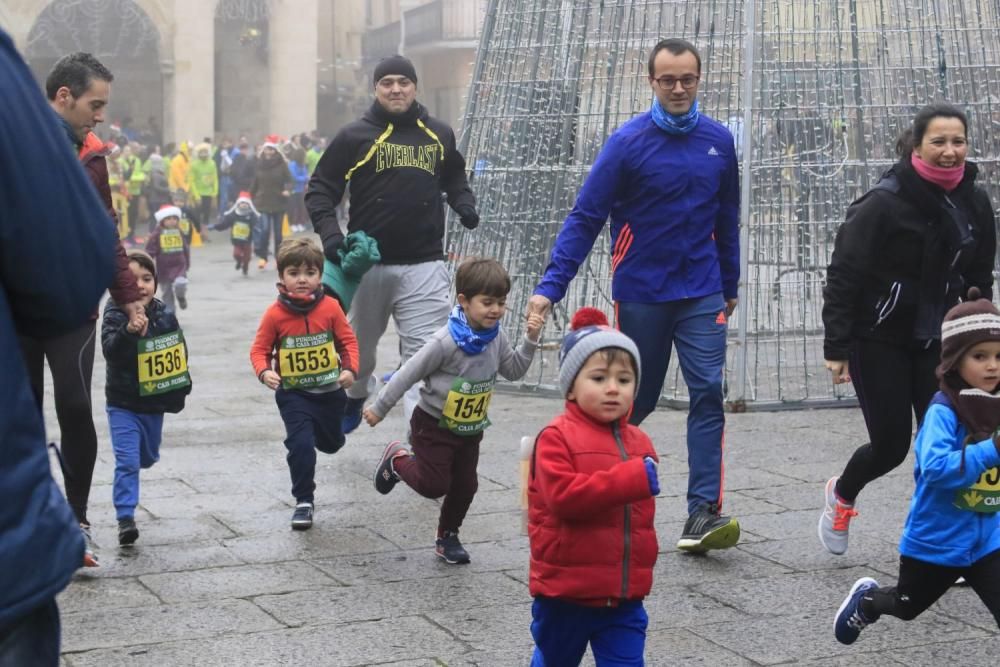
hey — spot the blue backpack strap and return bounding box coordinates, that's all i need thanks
[929,390,952,410]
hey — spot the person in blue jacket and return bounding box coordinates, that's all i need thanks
[528,38,741,553]
[0,28,116,665]
[834,288,1000,645]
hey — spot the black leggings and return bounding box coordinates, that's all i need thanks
[864,550,1000,627]
[836,338,940,503]
[196,196,211,232]
[18,322,97,526]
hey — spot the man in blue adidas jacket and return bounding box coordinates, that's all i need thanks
[1,29,116,664]
[529,38,742,553]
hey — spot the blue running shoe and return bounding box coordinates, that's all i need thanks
[834,577,879,645]
[342,396,366,434]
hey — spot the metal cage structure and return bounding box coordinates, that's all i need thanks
[447,0,1000,409]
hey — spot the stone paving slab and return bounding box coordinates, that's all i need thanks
[139,561,339,603]
[309,538,530,586]
[61,598,283,653]
[690,608,990,665]
[254,572,528,627]
[70,540,244,579]
[40,236,997,665]
[64,617,465,666]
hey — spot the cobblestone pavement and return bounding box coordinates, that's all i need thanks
[44,234,998,666]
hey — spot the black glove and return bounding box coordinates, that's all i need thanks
[322,231,345,263]
[457,207,480,230]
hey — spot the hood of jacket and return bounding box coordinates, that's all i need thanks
[363,99,430,129]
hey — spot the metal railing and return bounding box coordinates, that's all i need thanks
[362,20,401,63]
[405,0,483,49]
[450,0,1000,410]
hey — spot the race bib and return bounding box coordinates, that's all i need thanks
[439,376,495,436]
[232,221,252,241]
[278,331,340,389]
[179,218,192,236]
[954,466,1000,513]
[160,229,184,253]
[137,331,191,396]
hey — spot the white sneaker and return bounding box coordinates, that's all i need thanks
[818,477,857,555]
[80,523,99,567]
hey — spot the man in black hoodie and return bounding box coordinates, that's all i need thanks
[306,55,479,432]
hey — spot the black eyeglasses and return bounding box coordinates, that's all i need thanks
[653,75,700,91]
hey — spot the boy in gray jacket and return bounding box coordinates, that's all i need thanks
[363,258,544,563]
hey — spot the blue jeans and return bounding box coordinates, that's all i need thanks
[616,294,727,514]
[254,211,284,261]
[530,597,647,666]
[275,387,347,503]
[107,407,163,520]
[218,175,232,213]
[0,600,60,667]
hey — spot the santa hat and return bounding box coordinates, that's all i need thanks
[259,133,284,154]
[154,205,182,224]
[938,286,1000,377]
[558,307,641,397]
[224,191,259,216]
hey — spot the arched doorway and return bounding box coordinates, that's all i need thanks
[26,0,164,146]
[215,0,271,141]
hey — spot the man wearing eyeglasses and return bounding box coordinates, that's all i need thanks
[529,38,741,554]
[307,55,479,433]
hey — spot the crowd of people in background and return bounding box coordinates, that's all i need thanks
[101,128,329,260]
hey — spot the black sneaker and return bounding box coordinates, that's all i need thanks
[374,441,408,495]
[118,518,139,546]
[677,503,741,553]
[291,502,313,530]
[435,531,471,564]
[235,260,241,271]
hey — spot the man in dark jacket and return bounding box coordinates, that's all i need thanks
[0,29,116,665]
[306,55,479,432]
[230,141,256,194]
[18,51,144,568]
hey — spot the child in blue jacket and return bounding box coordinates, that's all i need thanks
[102,250,192,546]
[834,287,1000,644]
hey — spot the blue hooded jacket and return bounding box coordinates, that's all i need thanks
[0,29,116,625]
[534,111,740,304]
[899,393,1000,567]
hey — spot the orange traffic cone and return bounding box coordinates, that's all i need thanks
[190,226,203,247]
[282,214,291,237]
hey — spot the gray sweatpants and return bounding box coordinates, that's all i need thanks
[347,260,451,420]
[160,276,188,312]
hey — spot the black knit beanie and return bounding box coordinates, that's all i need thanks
[373,55,418,85]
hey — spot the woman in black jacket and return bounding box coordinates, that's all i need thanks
[818,103,996,555]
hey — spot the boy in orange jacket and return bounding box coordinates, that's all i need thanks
[250,238,359,530]
[527,307,660,665]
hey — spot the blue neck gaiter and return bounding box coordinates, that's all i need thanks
[447,305,500,355]
[650,98,700,135]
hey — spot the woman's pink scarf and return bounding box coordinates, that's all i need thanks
[911,153,964,192]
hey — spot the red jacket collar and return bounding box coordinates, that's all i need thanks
[78,132,110,162]
[563,400,630,429]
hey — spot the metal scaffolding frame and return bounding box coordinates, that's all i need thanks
[449,0,1000,409]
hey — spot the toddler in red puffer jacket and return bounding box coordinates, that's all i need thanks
[527,307,660,666]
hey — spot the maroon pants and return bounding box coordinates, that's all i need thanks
[233,243,252,268]
[394,406,482,533]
